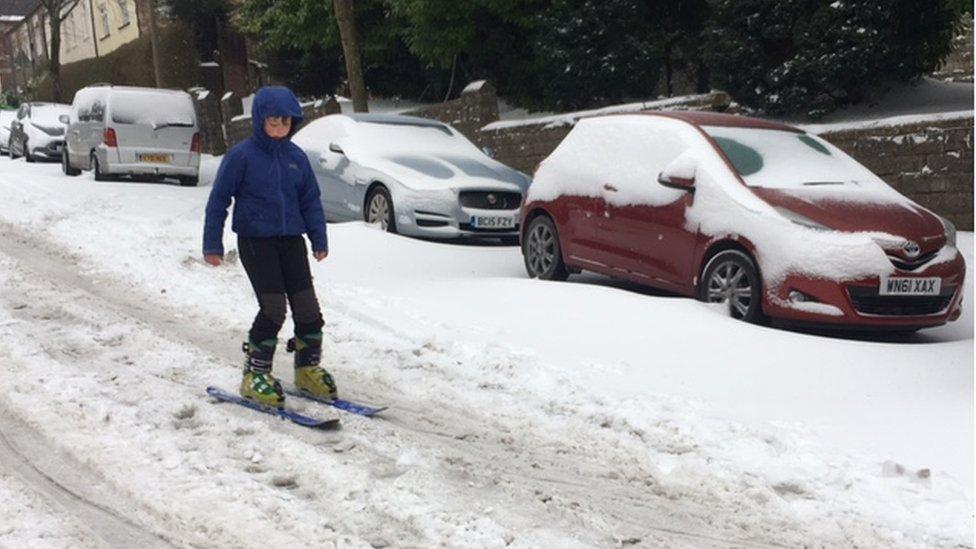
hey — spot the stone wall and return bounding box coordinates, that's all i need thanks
[402,80,501,142]
[224,95,341,149]
[192,89,226,156]
[817,115,974,230]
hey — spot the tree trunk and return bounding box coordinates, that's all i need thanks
[333,0,368,112]
[47,8,62,102]
[147,0,164,87]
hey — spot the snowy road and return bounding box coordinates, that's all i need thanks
[0,156,971,547]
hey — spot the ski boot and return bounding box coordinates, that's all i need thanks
[288,333,338,400]
[240,338,285,408]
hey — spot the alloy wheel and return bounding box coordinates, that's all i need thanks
[525,222,557,277]
[705,260,754,319]
[367,193,390,231]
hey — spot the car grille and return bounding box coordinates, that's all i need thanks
[887,250,938,271]
[459,191,521,210]
[847,286,955,316]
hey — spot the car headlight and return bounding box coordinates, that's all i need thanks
[774,207,830,231]
[939,215,957,248]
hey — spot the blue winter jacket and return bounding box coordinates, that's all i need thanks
[202,87,328,256]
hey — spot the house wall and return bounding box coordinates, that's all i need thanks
[90,0,139,56]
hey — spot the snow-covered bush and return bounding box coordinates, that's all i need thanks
[702,0,960,118]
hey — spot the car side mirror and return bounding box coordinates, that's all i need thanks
[481,146,496,159]
[59,114,70,125]
[657,157,697,193]
[329,142,344,155]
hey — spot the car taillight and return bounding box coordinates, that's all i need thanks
[103,128,118,147]
[191,132,201,154]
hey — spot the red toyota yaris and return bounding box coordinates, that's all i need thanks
[520,111,965,331]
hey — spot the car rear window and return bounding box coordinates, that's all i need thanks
[111,90,196,128]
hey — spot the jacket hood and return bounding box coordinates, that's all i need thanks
[251,86,304,148]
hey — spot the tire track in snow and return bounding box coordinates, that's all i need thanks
[0,404,176,549]
[0,220,862,548]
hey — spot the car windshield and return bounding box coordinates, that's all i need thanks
[111,90,195,127]
[704,126,880,190]
[31,104,70,127]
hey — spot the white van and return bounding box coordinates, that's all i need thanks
[63,85,201,186]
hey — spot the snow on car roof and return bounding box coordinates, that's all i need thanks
[346,113,451,131]
[633,111,805,134]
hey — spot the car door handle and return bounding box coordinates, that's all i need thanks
[603,183,618,192]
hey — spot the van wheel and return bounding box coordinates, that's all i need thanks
[700,249,766,323]
[62,149,80,176]
[179,176,199,187]
[365,185,397,233]
[91,153,110,181]
[522,215,569,281]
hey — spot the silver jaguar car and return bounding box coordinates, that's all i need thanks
[292,113,530,241]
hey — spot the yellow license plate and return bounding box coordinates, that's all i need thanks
[139,154,171,164]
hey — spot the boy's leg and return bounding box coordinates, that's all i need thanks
[280,237,336,398]
[280,236,324,339]
[237,236,288,406]
[239,236,289,346]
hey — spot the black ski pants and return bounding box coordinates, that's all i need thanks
[238,235,324,344]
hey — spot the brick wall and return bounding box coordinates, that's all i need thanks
[816,116,974,230]
[192,88,226,156]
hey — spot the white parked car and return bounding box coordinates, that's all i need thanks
[0,109,15,155]
[62,85,201,186]
[293,113,530,241]
[8,102,70,162]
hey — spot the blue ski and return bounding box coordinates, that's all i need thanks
[206,386,341,429]
[284,386,388,417]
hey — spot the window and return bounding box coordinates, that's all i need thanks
[98,4,110,39]
[117,0,130,27]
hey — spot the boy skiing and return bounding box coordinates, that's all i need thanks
[202,86,337,408]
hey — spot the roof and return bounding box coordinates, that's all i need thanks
[0,0,41,18]
[641,111,805,134]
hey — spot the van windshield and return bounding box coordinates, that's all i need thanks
[703,126,882,191]
[111,90,195,128]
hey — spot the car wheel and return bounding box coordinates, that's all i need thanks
[62,149,80,176]
[365,186,397,233]
[178,176,199,187]
[91,153,109,181]
[700,249,765,323]
[522,215,569,281]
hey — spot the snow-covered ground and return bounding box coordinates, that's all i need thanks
[0,155,971,547]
